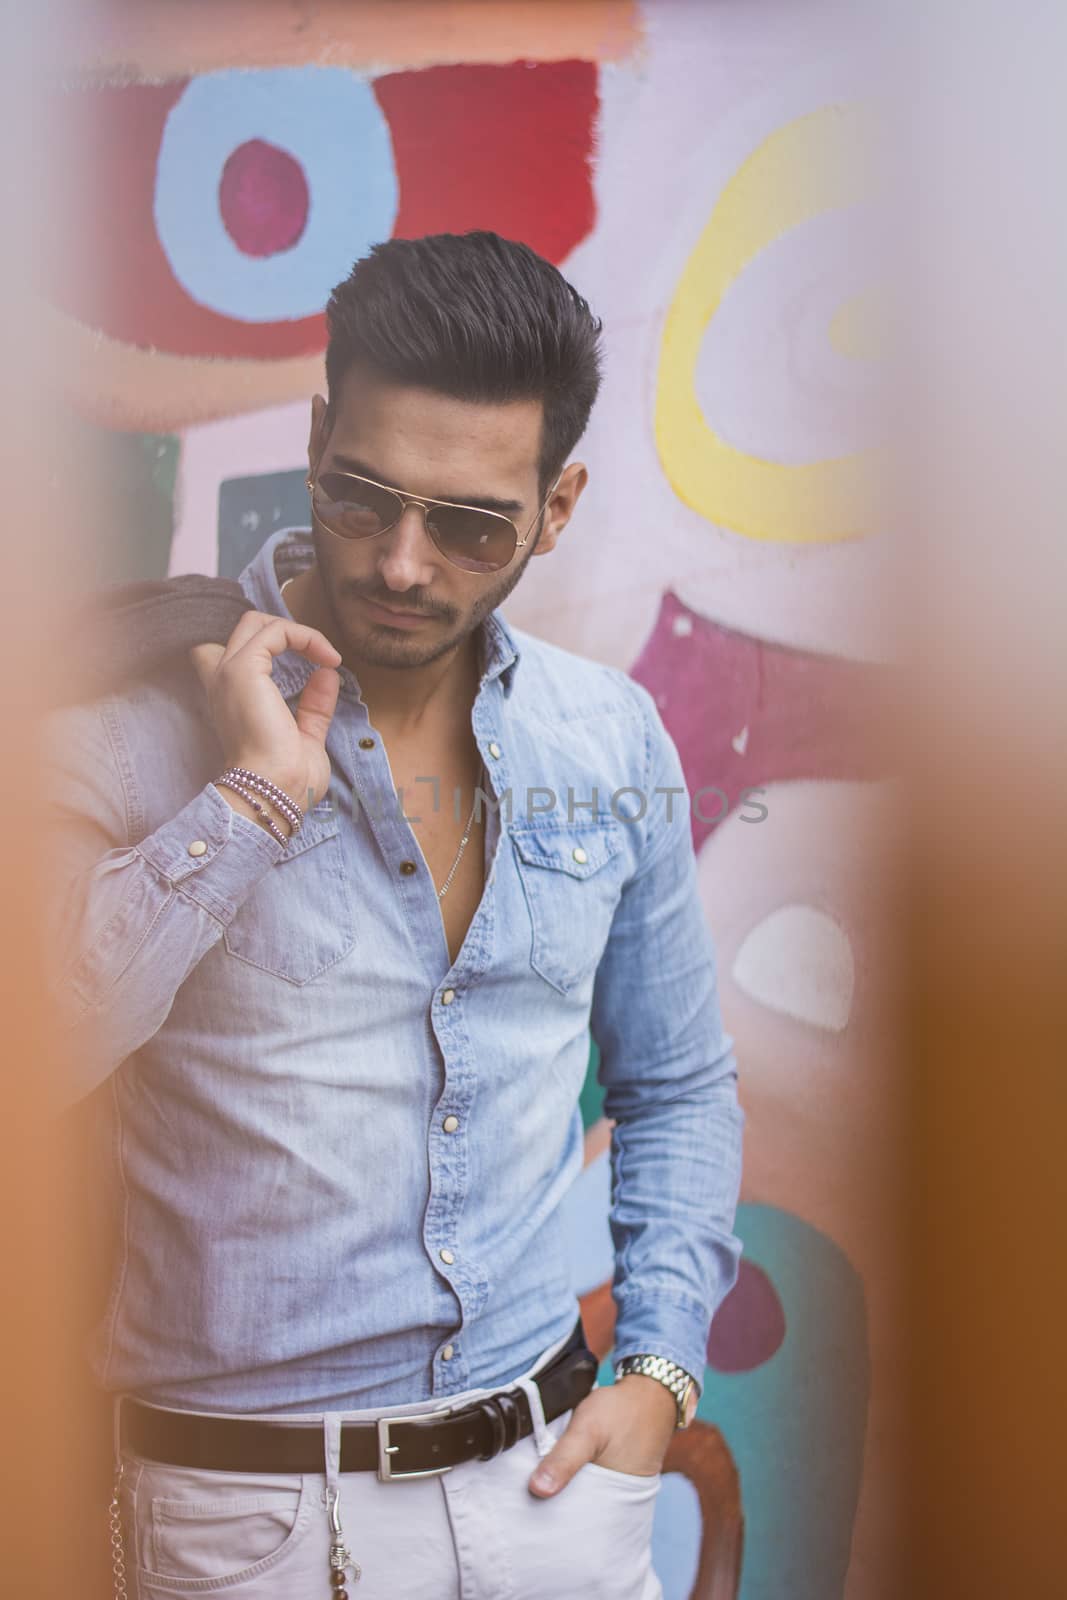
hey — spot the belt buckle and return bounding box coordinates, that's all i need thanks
[376,1407,455,1483]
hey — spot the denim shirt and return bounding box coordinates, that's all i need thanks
[41,526,744,1413]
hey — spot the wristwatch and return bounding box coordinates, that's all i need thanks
[613,1353,699,1430]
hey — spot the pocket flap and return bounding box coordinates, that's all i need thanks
[508,816,624,879]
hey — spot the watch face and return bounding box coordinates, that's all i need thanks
[681,1382,699,1428]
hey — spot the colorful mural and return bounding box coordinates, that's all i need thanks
[50,3,896,1594]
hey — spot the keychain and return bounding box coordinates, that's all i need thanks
[109,1460,129,1600]
[326,1485,361,1594]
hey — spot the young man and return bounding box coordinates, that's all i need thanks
[44,232,744,1599]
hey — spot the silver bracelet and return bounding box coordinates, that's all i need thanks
[214,776,291,849]
[223,766,303,834]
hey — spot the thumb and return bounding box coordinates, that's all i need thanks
[528,1412,598,1499]
[292,663,340,746]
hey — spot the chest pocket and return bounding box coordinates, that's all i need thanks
[223,802,357,985]
[508,816,628,995]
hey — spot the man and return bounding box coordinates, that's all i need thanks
[43,231,744,1599]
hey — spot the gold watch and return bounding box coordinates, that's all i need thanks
[613,1353,699,1430]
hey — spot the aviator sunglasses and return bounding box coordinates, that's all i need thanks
[307,466,561,575]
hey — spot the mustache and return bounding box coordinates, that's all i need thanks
[349,585,453,620]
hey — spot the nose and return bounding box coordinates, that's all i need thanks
[375,502,439,592]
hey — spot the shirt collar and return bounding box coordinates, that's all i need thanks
[238,526,521,701]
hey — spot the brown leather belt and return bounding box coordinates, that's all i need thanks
[119,1319,598,1482]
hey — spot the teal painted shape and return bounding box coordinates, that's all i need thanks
[580,1033,606,1130]
[595,1204,868,1600]
[138,432,179,506]
[704,1204,868,1600]
[63,424,178,588]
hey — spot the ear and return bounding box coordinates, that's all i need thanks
[533,461,588,557]
[308,394,330,481]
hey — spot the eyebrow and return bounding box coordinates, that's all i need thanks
[327,454,525,517]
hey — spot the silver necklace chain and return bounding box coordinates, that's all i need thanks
[436,766,483,901]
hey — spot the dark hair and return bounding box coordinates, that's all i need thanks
[324,231,603,495]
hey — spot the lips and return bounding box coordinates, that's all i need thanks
[358,594,435,627]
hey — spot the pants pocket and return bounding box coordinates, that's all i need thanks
[126,1456,315,1590]
[492,1433,662,1600]
[582,1459,663,1487]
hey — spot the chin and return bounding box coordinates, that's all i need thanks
[352,626,458,671]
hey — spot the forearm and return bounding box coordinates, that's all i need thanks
[44,781,286,1102]
[606,1048,745,1390]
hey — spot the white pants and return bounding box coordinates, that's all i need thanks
[115,1327,664,1599]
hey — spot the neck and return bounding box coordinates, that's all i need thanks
[354,635,482,738]
[282,565,483,737]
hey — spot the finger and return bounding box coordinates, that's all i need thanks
[187,641,226,688]
[293,664,341,748]
[225,615,343,673]
[218,608,300,666]
[528,1414,600,1498]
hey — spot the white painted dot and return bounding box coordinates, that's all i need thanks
[733,904,854,1032]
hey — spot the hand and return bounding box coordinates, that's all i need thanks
[189,611,343,816]
[527,1374,676,1498]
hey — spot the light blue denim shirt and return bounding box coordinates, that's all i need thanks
[42,526,744,1413]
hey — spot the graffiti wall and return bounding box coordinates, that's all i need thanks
[51,2,898,1594]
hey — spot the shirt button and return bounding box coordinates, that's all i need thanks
[572,846,588,864]
[439,1247,455,1265]
[487,741,501,759]
[187,840,208,857]
[399,860,418,876]
[441,988,455,1005]
[442,1344,455,1361]
[358,737,375,749]
[443,1115,459,1134]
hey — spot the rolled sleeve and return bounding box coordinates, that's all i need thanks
[590,681,745,1391]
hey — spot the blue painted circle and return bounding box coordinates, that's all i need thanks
[155,67,398,323]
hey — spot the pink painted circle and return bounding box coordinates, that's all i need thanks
[218,138,309,259]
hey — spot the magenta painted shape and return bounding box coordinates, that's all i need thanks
[630,590,892,851]
[219,137,309,259]
[707,1259,786,1374]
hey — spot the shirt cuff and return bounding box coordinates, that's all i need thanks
[135,781,288,925]
[610,1292,711,1399]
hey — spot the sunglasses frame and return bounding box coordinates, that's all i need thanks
[306,466,562,574]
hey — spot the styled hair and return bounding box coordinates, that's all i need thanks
[324,231,603,494]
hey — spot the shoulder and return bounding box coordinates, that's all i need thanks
[505,621,659,731]
[504,622,674,785]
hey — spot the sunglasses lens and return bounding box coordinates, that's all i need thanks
[426,505,516,573]
[314,473,402,539]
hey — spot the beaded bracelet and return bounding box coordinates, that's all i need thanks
[214,775,291,849]
[222,766,303,835]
